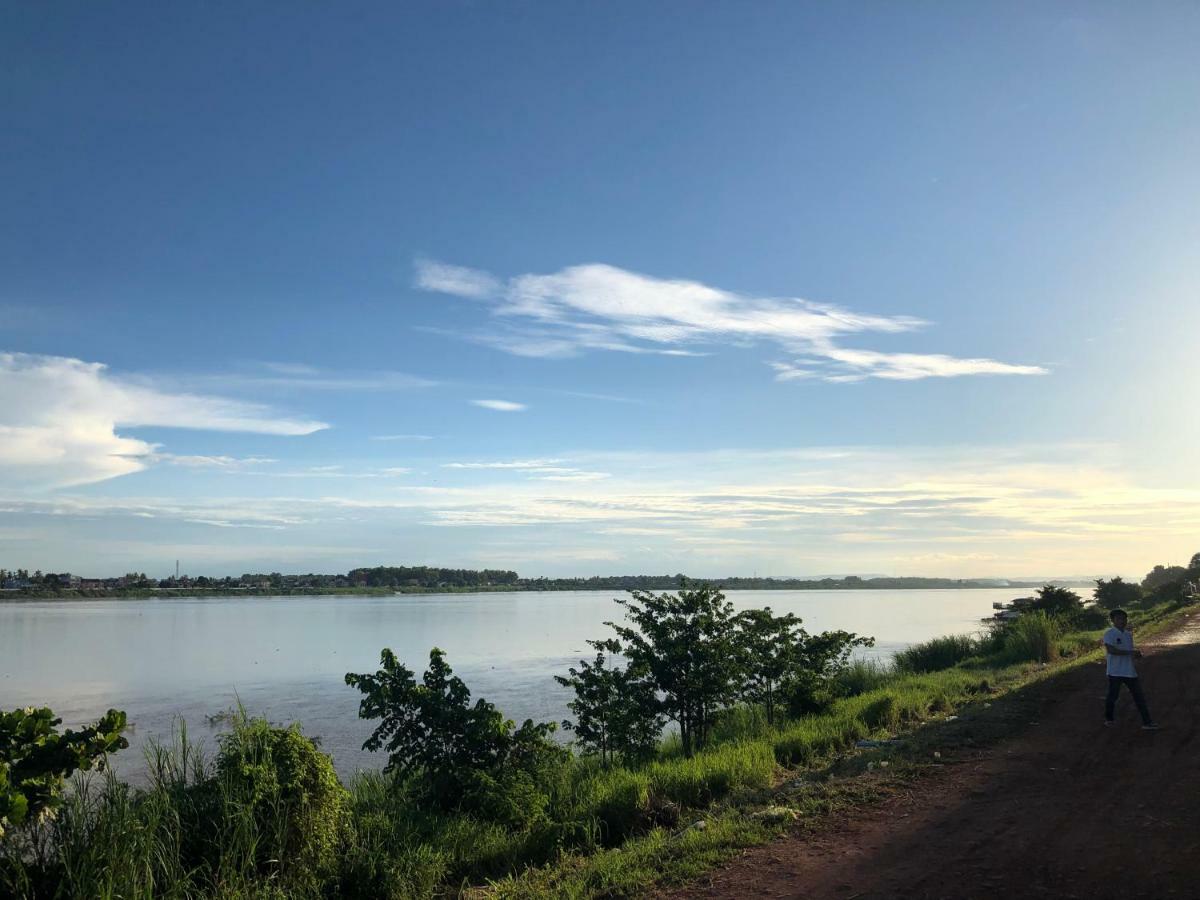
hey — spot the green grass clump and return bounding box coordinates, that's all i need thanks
[834,658,894,695]
[645,741,774,808]
[999,611,1061,664]
[486,811,779,900]
[571,767,651,844]
[893,633,980,673]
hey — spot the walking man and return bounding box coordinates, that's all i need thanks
[1103,608,1159,730]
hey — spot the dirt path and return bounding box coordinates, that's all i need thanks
[670,614,1200,900]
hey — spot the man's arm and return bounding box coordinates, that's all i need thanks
[1104,642,1134,656]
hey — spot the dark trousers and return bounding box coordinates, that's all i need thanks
[1106,675,1152,725]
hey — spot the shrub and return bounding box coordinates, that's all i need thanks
[738,608,873,724]
[1070,605,1111,630]
[346,647,564,809]
[1142,564,1188,592]
[605,584,744,756]
[1031,584,1083,615]
[892,634,979,673]
[214,715,350,888]
[555,651,663,766]
[0,706,128,840]
[1093,576,1142,611]
[1001,611,1060,663]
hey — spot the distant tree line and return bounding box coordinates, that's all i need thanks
[517,574,1043,591]
[13,563,1190,598]
[346,566,520,589]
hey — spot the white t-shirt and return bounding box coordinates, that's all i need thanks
[1103,626,1137,678]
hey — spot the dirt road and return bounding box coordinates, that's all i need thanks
[671,615,1200,900]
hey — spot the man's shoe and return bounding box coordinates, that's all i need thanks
[1142,723,1161,730]
[1103,720,1115,727]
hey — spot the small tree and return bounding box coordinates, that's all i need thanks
[1031,584,1082,615]
[1142,564,1188,592]
[605,584,742,756]
[555,646,662,766]
[736,608,798,725]
[0,707,128,840]
[1093,577,1142,611]
[346,647,560,805]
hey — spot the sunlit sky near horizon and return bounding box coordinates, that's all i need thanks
[2,2,1198,579]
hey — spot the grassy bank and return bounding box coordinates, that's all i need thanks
[1,599,1190,900]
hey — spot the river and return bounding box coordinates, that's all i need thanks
[0,588,1021,779]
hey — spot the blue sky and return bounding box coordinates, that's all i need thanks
[2,2,1198,578]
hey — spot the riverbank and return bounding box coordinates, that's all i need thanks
[664,608,1200,900]
[474,598,1193,898]
[3,595,1188,899]
[0,576,1072,602]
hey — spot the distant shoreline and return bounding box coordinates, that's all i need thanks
[0,581,1081,602]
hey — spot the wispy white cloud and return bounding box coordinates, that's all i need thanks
[415,259,502,299]
[471,398,527,412]
[443,459,564,470]
[195,364,437,392]
[0,353,328,489]
[417,261,1046,382]
[161,454,279,469]
[812,347,1048,382]
[443,457,609,482]
[371,433,434,441]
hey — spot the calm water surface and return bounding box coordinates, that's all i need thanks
[0,589,1019,779]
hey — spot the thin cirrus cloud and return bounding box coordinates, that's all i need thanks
[443,458,610,482]
[195,362,437,392]
[471,398,527,412]
[415,259,1047,382]
[0,352,328,489]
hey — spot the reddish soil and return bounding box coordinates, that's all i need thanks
[670,615,1200,900]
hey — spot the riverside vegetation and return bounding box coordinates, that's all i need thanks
[2,561,1197,900]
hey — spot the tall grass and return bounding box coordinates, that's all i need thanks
[893,633,981,673]
[834,658,893,696]
[997,611,1060,664]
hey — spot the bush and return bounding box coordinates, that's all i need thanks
[1000,611,1060,663]
[0,706,128,840]
[346,647,564,809]
[833,658,893,696]
[555,651,663,766]
[214,715,350,889]
[1094,576,1142,611]
[605,585,744,756]
[1031,585,1083,615]
[1070,605,1111,630]
[892,634,979,674]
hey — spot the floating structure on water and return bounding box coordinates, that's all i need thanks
[985,596,1035,623]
